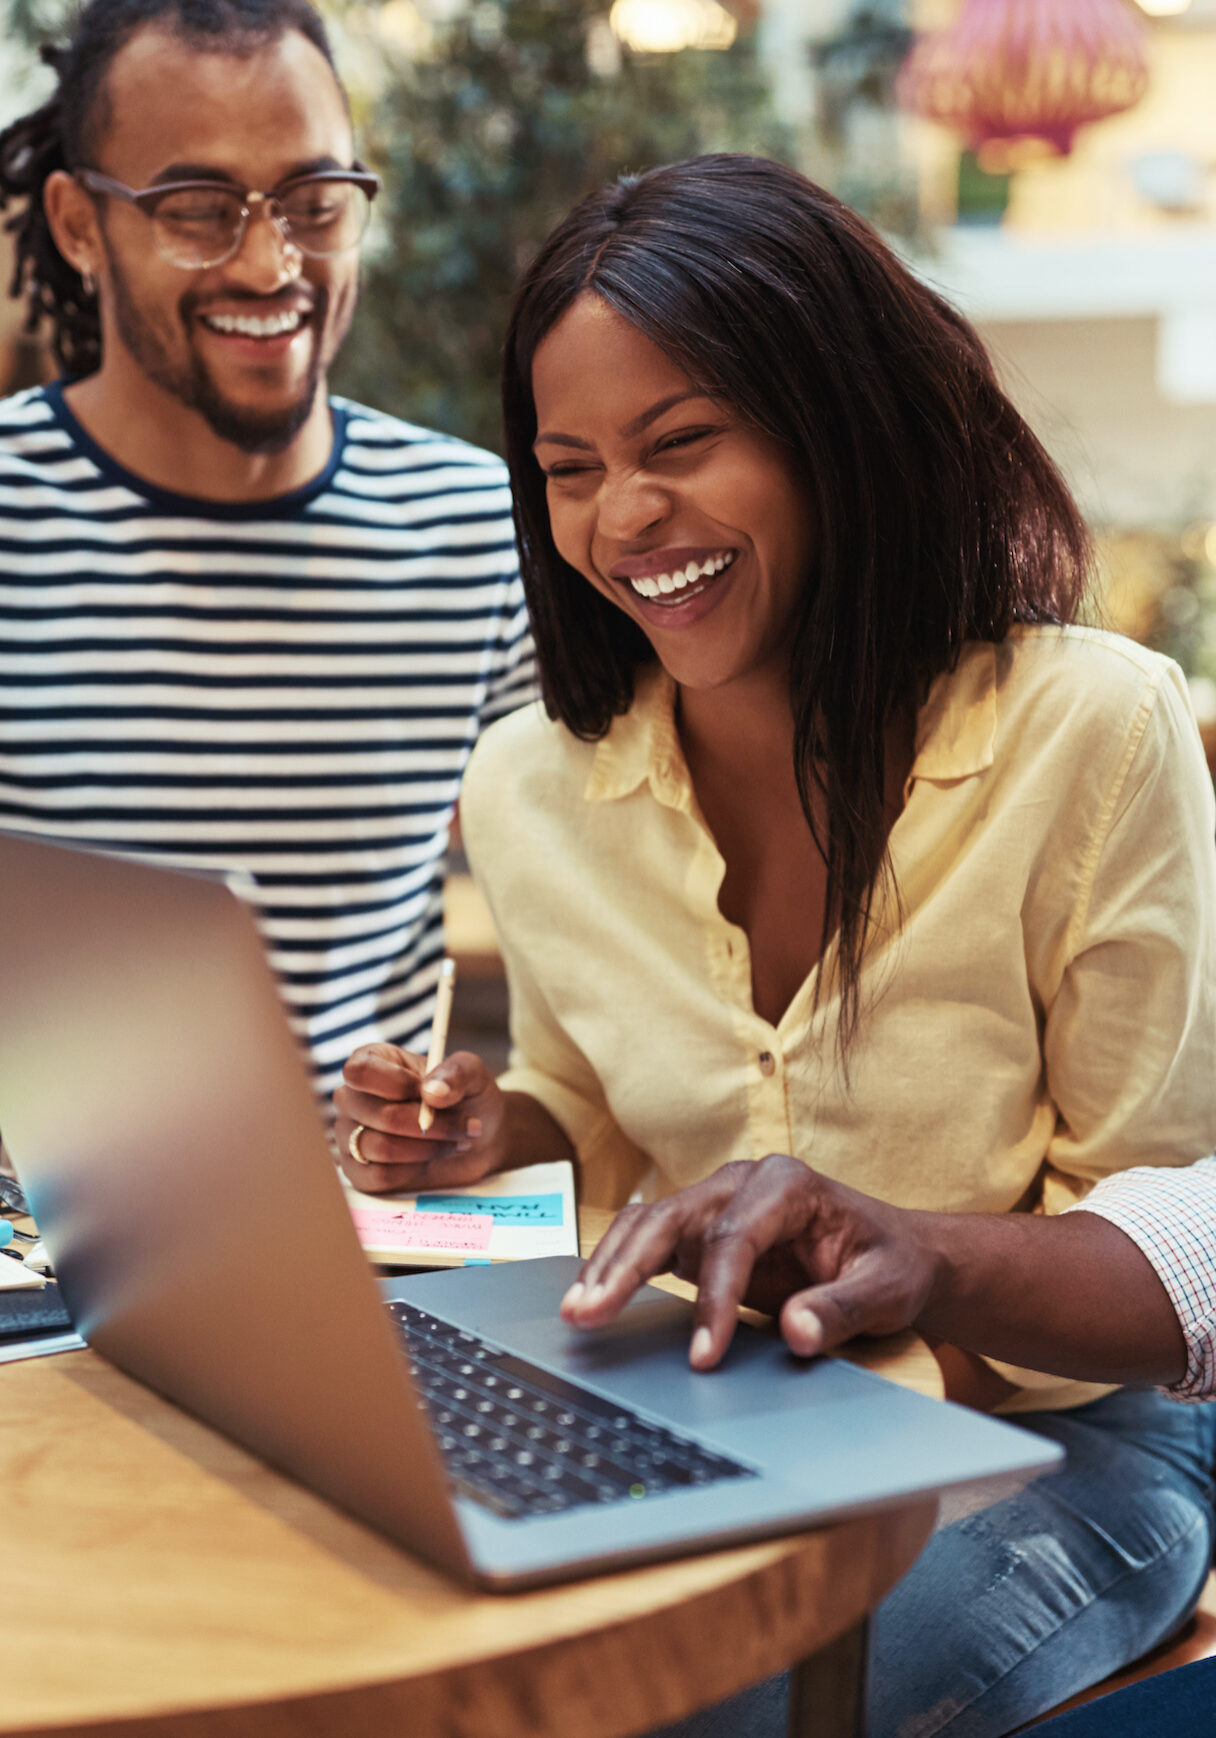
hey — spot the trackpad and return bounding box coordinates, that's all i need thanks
[505,1290,883,1427]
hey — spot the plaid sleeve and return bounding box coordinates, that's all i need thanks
[1069,1159,1216,1401]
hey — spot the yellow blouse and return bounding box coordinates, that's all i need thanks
[460,626,1216,1410]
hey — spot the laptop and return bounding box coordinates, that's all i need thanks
[0,831,1062,1590]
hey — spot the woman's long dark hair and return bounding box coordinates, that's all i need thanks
[503,153,1091,1053]
[0,0,336,380]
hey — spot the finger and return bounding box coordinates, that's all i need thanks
[334,1119,490,1195]
[336,1082,482,1148]
[334,1111,468,1184]
[419,1050,495,1115]
[339,1118,468,1167]
[689,1159,819,1369]
[339,1155,484,1195]
[686,1233,757,1370]
[559,1203,655,1319]
[419,1052,498,1136]
[780,1261,904,1359]
[335,1113,418,1193]
[571,1175,744,1306]
[339,1155,416,1195]
[563,1173,743,1326]
[336,1085,449,1143]
[377,1145,502,1191]
[342,1044,425,1101]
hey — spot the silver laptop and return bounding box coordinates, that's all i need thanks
[0,831,1062,1590]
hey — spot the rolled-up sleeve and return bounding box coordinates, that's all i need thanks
[1071,1159,1216,1401]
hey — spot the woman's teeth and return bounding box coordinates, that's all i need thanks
[629,550,735,599]
[202,310,304,338]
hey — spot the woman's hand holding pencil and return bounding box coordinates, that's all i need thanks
[333,954,577,1192]
[333,958,505,1193]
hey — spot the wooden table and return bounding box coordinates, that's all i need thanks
[0,1209,943,1738]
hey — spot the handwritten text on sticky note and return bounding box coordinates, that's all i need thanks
[416,1193,563,1226]
[350,1209,493,1253]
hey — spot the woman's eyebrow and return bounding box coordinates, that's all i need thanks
[620,390,711,436]
[533,431,594,452]
[533,391,715,452]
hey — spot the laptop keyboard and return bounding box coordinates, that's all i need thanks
[388,1299,756,1521]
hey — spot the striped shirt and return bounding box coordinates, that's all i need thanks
[1077,1159,1216,1402]
[0,383,535,1097]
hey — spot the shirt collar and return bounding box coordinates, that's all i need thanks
[908,641,998,786]
[586,665,692,810]
[585,641,998,806]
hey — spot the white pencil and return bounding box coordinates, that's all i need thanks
[417,957,457,1132]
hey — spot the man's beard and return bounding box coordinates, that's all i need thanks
[106,246,330,457]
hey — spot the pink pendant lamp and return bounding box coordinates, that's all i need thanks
[897,0,1151,157]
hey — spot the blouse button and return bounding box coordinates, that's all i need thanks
[758,1051,776,1077]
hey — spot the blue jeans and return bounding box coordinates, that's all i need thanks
[650,1388,1216,1738]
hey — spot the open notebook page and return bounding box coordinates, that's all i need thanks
[341,1160,578,1268]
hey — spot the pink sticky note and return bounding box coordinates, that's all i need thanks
[350,1208,494,1254]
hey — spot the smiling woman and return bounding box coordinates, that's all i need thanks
[531,298,815,717]
[499,154,1089,1054]
[337,154,1216,1738]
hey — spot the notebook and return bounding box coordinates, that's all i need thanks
[343,1160,578,1267]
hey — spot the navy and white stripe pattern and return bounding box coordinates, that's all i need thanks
[0,383,535,1095]
[1075,1158,1216,1402]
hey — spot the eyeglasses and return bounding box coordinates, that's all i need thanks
[75,166,382,270]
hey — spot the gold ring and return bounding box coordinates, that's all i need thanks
[347,1123,372,1165]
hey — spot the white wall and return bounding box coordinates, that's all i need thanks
[980,314,1216,529]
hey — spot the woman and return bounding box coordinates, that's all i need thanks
[335,156,1216,1737]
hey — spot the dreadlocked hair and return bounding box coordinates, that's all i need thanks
[0,0,338,379]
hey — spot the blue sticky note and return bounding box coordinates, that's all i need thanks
[463,1258,491,1267]
[416,1193,564,1226]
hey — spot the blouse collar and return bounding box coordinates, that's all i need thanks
[585,643,999,806]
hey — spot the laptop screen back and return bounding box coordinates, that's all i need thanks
[0,832,469,1577]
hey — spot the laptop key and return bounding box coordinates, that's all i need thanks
[387,1299,755,1521]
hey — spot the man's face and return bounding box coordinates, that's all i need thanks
[82,25,360,454]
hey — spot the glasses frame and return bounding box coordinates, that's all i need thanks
[74,165,382,270]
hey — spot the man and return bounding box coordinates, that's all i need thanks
[566,1153,1216,1737]
[0,0,534,1095]
[563,1152,1215,1397]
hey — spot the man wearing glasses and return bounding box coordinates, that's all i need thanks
[0,0,534,1097]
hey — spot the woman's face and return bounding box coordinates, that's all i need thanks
[530,293,815,697]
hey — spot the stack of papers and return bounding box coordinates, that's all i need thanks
[341,1160,579,1268]
[0,1254,44,1291]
